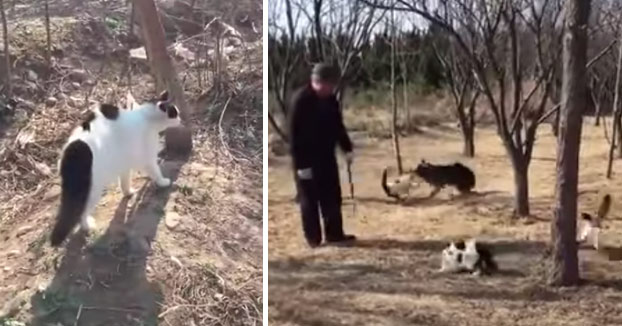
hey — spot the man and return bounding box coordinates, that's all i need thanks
[288,63,356,248]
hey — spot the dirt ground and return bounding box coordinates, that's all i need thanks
[268,119,622,326]
[0,0,262,325]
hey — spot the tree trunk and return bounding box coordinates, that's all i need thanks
[552,109,560,137]
[511,157,530,217]
[129,2,136,36]
[44,0,51,77]
[0,0,10,96]
[594,108,600,126]
[132,0,192,154]
[313,0,324,60]
[608,113,620,179]
[268,112,288,142]
[550,77,562,137]
[593,89,601,126]
[390,4,403,174]
[549,0,590,287]
[404,79,410,132]
[214,30,222,96]
[463,126,475,157]
[606,32,622,178]
[462,91,478,157]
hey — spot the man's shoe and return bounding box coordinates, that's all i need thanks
[326,234,357,245]
[306,238,322,248]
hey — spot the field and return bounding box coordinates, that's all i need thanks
[268,118,622,326]
[0,0,262,325]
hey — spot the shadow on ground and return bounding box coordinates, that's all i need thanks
[268,238,562,325]
[28,155,188,326]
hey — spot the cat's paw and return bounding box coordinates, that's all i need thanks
[80,215,96,232]
[156,178,171,188]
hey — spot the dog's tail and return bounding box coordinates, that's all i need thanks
[598,194,611,220]
[455,163,476,192]
[476,244,498,273]
[50,140,93,247]
[381,168,399,200]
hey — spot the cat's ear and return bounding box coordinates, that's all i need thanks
[158,90,169,102]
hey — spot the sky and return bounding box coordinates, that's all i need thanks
[268,0,429,38]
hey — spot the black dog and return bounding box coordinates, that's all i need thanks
[414,160,475,197]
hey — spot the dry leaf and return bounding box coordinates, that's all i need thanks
[15,128,35,149]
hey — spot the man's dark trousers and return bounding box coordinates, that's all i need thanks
[295,161,344,246]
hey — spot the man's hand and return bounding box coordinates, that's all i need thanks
[345,151,354,165]
[297,168,313,180]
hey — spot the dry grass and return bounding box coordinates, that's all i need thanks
[268,117,622,326]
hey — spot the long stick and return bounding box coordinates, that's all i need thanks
[347,161,355,217]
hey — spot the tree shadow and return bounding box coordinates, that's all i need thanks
[28,156,188,326]
[351,238,547,255]
[588,279,622,291]
[354,190,504,207]
[269,237,562,326]
[532,156,556,162]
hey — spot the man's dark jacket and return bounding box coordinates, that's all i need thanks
[288,84,353,183]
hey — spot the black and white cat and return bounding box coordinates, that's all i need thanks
[439,239,498,275]
[50,90,181,246]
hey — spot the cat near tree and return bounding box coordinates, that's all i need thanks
[50,90,181,247]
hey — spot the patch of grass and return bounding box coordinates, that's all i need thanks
[26,231,48,257]
[104,16,122,32]
[178,184,193,196]
[0,318,26,326]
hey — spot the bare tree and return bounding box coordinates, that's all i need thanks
[304,0,386,103]
[549,0,591,287]
[390,2,403,173]
[312,0,324,59]
[0,0,10,96]
[399,44,412,131]
[268,0,385,141]
[132,0,192,152]
[267,0,301,142]
[432,37,480,157]
[358,0,563,217]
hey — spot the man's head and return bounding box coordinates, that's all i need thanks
[310,63,339,97]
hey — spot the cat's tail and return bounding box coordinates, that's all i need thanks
[476,243,498,273]
[381,168,398,200]
[597,193,611,220]
[50,140,93,247]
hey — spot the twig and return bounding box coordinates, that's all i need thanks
[81,306,143,313]
[218,97,234,161]
[158,303,218,318]
[73,304,83,326]
[537,103,560,125]
[587,39,617,69]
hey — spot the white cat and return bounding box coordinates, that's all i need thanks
[50,90,181,246]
